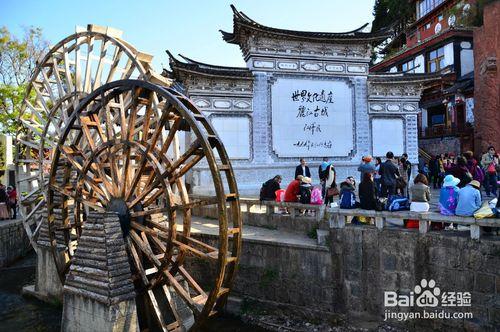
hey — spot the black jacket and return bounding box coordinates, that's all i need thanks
[359,180,377,210]
[260,179,281,201]
[379,160,400,186]
[294,165,311,179]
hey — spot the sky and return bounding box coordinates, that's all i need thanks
[1,0,376,72]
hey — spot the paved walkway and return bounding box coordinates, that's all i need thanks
[179,216,321,249]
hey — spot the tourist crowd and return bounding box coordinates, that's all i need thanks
[259,147,500,221]
[0,183,17,220]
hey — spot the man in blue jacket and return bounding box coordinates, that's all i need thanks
[456,180,482,217]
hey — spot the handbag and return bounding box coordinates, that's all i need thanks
[327,186,339,197]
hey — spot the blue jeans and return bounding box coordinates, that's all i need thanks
[484,172,498,196]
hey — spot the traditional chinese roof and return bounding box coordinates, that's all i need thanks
[369,71,443,83]
[165,50,253,80]
[220,5,391,45]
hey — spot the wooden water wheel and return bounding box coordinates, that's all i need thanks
[15,24,165,249]
[46,79,242,331]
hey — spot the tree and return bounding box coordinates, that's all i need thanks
[371,0,415,36]
[0,26,49,135]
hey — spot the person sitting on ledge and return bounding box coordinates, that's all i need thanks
[439,175,460,216]
[284,175,303,203]
[259,175,282,201]
[339,177,359,209]
[359,172,377,210]
[299,177,313,204]
[410,173,431,213]
[456,180,482,217]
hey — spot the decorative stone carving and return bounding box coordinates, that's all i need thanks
[194,99,211,108]
[387,104,400,111]
[277,62,298,70]
[253,60,274,68]
[301,62,322,71]
[234,100,251,109]
[213,100,232,109]
[325,64,345,73]
[347,65,367,73]
[370,104,384,112]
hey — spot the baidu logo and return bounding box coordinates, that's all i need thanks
[384,279,471,308]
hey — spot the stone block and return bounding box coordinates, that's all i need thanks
[474,273,496,293]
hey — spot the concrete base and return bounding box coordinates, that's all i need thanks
[35,245,64,301]
[61,293,138,332]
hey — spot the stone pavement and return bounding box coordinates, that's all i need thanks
[177,215,320,249]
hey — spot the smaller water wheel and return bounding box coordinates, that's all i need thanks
[15,24,165,249]
[46,79,242,331]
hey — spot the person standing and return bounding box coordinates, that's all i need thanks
[379,151,400,198]
[429,155,439,189]
[456,180,482,217]
[7,186,17,220]
[357,155,376,182]
[324,161,337,205]
[402,153,412,181]
[0,184,9,220]
[374,157,382,195]
[450,156,472,188]
[397,156,409,197]
[481,146,498,197]
[294,158,311,180]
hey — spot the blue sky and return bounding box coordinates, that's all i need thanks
[1,0,375,71]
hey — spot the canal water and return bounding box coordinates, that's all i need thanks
[0,252,268,332]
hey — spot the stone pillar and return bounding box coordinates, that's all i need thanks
[61,212,138,332]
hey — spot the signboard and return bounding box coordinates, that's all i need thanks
[271,78,353,157]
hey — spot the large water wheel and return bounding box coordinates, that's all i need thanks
[16,26,242,331]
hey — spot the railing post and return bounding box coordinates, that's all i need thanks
[329,213,345,228]
[266,204,273,216]
[470,224,480,240]
[316,205,325,222]
[375,216,384,230]
[419,220,428,235]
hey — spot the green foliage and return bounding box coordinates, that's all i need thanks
[0,137,5,170]
[0,26,48,135]
[371,0,415,35]
[447,0,496,27]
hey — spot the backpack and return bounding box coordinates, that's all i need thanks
[310,187,323,205]
[339,190,356,209]
[386,195,410,211]
[299,185,312,204]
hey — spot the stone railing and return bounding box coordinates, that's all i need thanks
[327,208,500,240]
[239,198,326,222]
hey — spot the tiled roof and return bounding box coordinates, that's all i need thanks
[221,5,391,45]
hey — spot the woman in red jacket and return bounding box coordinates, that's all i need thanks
[284,175,303,202]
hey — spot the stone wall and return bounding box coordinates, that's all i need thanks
[473,1,500,154]
[330,226,499,330]
[0,219,31,267]
[190,225,499,330]
[419,136,462,156]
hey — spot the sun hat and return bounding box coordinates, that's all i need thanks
[469,180,481,189]
[297,175,304,181]
[301,177,312,184]
[362,155,373,162]
[442,175,460,187]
